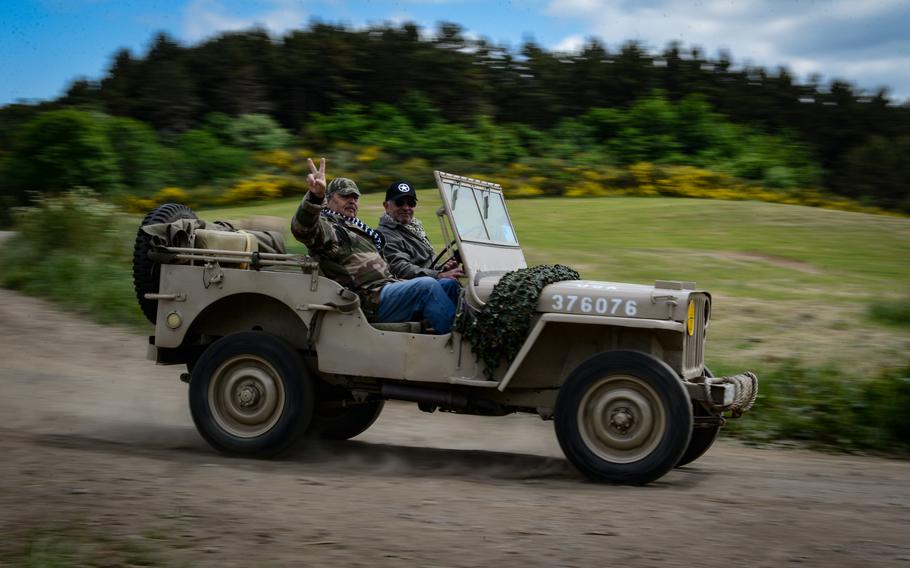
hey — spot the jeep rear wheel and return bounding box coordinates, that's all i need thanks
[189,331,313,457]
[555,351,693,485]
[310,399,385,441]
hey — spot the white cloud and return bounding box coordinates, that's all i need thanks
[553,34,584,53]
[547,0,603,17]
[824,0,906,19]
[542,0,910,99]
[182,0,307,42]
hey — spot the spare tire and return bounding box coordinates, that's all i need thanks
[133,203,198,324]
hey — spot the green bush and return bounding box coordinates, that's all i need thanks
[11,188,125,255]
[104,116,175,194]
[224,113,294,151]
[3,108,123,203]
[725,360,910,454]
[0,189,146,327]
[174,129,249,187]
[868,298,910,328]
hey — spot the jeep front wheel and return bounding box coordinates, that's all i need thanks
[555,351,693,485]
[676,368,721,468]
[189,331,313,457]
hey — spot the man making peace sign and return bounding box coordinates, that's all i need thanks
[291,158,458,334]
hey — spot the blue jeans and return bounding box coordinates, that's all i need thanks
[376,277,460,333]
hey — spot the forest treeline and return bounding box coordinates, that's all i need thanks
[1,21,908,217]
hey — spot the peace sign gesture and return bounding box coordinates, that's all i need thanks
[306,157,327,198]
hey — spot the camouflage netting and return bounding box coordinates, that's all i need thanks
[458,264,580,379]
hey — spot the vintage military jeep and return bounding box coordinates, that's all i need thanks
[134,171,756,485]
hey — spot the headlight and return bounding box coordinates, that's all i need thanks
[687,300,695,336]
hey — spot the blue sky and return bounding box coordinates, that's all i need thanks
[2,0,909,106]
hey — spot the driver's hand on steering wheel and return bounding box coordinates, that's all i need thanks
[437,265,464,280]
[441,258,459,272]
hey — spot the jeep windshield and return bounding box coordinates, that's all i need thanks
[440,175,519,245]
[434,171,527,306]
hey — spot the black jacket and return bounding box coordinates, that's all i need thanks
[376,214,440,279]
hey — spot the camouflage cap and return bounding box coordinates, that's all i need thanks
[326,177,361,198]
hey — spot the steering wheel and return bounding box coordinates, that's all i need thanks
[432,239,460,271]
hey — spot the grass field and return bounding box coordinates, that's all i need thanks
[200,191,910,374]
[3,190,908,450]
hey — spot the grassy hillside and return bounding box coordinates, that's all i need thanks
[3,190,908,451]
[201,192,910,374]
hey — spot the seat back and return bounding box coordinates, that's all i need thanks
[371,321,423,333]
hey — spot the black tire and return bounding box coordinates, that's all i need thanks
[675,367,721,468]
[554,351,693,485]
[189,331,314,458]
[310,399,385,441]
[133,203,198,324]
[675,405,721,468]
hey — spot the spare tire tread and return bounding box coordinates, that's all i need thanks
[132,203,197,324]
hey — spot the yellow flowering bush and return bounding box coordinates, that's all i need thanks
[357,145,383,163]
[155,187,190,203]
[123,196,158,214]
[122,187,192,213]
[254,149,316,176]
[123,141,894,216]
[220,174,307,205]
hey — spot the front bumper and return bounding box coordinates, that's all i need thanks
[684,372,758,417]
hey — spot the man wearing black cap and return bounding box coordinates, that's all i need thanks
[377,180,464,282]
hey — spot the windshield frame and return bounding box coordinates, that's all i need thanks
[435,173,521,248]
[435,171,527,309]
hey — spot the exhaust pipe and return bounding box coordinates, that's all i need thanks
[380,383,508,416]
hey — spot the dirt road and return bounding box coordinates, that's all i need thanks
[1,288,908,567]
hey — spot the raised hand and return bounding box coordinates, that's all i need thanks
[306,157,327,198]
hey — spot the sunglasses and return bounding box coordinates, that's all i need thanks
[393,197,417,207]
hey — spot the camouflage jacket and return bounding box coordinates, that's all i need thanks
[376,214,440,280]
[291,192,396,315]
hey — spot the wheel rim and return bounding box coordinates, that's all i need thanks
[577,374,666,464]
[208,355,286,438]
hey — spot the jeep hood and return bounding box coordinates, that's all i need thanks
[536,279,701,322]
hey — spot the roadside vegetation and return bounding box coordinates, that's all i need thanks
[868,298,910,329]
[2,189,908,455]
[0,526,170,568]
[720,361,910,455]
[0,189,145,327]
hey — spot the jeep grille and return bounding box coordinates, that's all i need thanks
[683,294,708,375]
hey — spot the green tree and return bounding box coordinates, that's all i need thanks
[189,29,276,116]
[3,109,122,203]
[104,116,173,193]
[134,34,200,131]
[174,129,248,187]
[835,135,910,211]
[224,113,294,151]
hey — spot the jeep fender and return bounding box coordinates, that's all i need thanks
[496,313,688,391]
[152,264,348,349]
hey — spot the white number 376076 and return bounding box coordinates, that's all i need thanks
[550,294,638,316]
